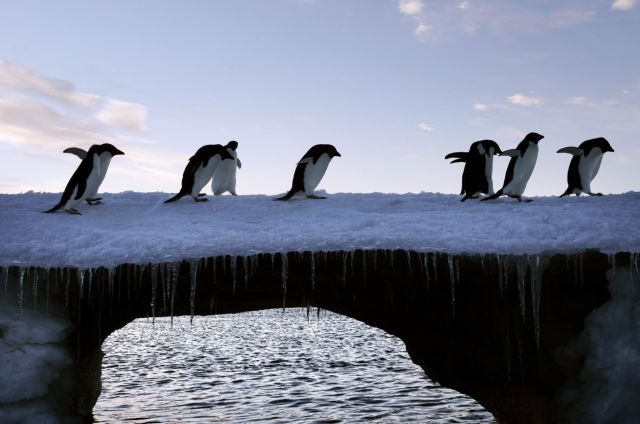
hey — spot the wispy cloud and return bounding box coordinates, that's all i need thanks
[507,93,543,106]
[398,0,424,16]
[473,102,489,111]
[418,122,433,131]
[611,0,639,11]
[397,0,432,40]
[97,99,148,132]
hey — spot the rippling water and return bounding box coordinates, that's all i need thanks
[95,309,495,423]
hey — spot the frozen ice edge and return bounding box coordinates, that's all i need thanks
[1,191,639,268]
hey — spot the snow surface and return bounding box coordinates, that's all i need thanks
[0,191,639,268]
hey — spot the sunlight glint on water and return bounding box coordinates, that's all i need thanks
[95,309,495,423]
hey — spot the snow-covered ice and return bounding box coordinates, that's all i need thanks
[0,191,639,268]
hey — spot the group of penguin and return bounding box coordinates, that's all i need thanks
[44,132,613,214]
[445,132,614,202]
[44,142,341,214]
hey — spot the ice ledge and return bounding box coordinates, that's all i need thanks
[1,191,639,268]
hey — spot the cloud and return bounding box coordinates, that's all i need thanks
[418,122,433,131]
[96,99,148,132]
[612,0,639,11]
[0,60,99,108]
[569,96,589,105]
[398,0,424,16]
[507,93,543,106]
[473,102,489,111]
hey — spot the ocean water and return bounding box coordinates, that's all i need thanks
[94,309,495,423]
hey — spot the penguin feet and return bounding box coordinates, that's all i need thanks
[307,194,327,200]
[516,196,533,203]
[588,192,603,197]
[231,192,238,196]
[66,209,82,215]
[86,198,103,205]
[198,193,207,197]
[194,197,209,202]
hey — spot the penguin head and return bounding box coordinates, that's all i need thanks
[477,140,502,156]
[524,132,544,144]
[225,140,239,151]
[580,137,614,155]
[98,143,125,156]
[325,144,341,158]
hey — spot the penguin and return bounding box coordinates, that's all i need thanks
[164,144,234,203]
[63,143,125,205]
[211,140,242,196]
[557,137,614,197]
[445,139,502,201]
[482,132,544,202]
[275,144,341,201]
[44,144,112,214]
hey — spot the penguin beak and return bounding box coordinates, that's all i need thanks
[115,149,125,156]
[334,152,341,157]
[607,146,615,153]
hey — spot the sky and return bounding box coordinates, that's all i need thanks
[0,0,638,196]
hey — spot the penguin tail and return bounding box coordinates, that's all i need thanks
[481,189,503,201]
[164,192,187,203]
[274,190,296,201]
[43,203,63,213]
[559,187,572,198]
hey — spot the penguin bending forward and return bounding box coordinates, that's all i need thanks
[557,137,614,197]
[63,143,125,205]
[211,140,242,196]
[45,144,123,214]
[445,139,502,201]
[164,145,233,203]
[483,132,544,202]
[275,144,341,201]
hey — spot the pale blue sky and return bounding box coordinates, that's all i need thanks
[0,0,638,196]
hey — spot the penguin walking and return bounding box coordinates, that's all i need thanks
[482,132,544,202]
[63,143,125,204]
[445,139,502,201]
[164,145,234,203]
[211,140,242,196]
[275,144,341,201]
[44,144,113,214]
[557,137,614,197]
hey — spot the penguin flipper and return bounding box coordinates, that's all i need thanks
[445,152,467,160]
[63,147,88,159]
[559,187,573,197]
[557,147,583,155]
[450,158,466,164]
[499,149,520,158]
[236,158,242,169]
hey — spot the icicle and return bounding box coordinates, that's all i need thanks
[281,253,288,311]
[170,262,178,326]
[18,267,25,319]
[159,263,167,314]
[150,263,158,324]
[350,251,355,276]
[431,253,438,285]
[530,256,546,349]
[310,252,316,290]
[447,255,455,314]
[497,255,504,295]
[87,268,93,304]
[372,250,378,272]
[32,268,39,311]
[107,266,115,298]
[455,257,460,286]
[64,268,70,310]
[633,253,639,286]
[243,256,249,289]
[578,253,584,285]
[573,256,579,285]
[271,253,276,271]
[423,254,430,289]
[189,259,198,324]
[609,254,616,281]
[389,250,395,268]
[2,267,8,304]
[516,256,527,321]
[362,252,367,287]
[406,251,412,277]
[480,254,486,278]
[230,256,237,294]
[77,268,84,301]
[212,257,217,285]
[222,255,227,279]
[342,251,348,287]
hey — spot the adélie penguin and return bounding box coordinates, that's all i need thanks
[63,143,125,205]
[164,144,234,203]
[445,140,502,201]
[483,132,544,202]
[557,137,614,197]
[275,144,341,201]
[44,144,123,214]
[211,140,242,196]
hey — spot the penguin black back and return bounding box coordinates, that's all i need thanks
[164,145,233,203]
[446,140,501,201]
[275,144,341,201]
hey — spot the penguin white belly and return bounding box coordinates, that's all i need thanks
[88,154,112,198]
[303,154,331,195]
[212,150,238,195]
[192,158,219,195]
[484,156,494,195]
[504,146,538,196]
[578,150,603,193]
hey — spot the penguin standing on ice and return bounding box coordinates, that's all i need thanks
[483,132,544,202]
[211,140,242,196]
[63,143,125,205]
[557,137,614,197]
[164,144,233,203]
[45,144,123,214]
[275,144,341,201]
[445,139,502,201]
